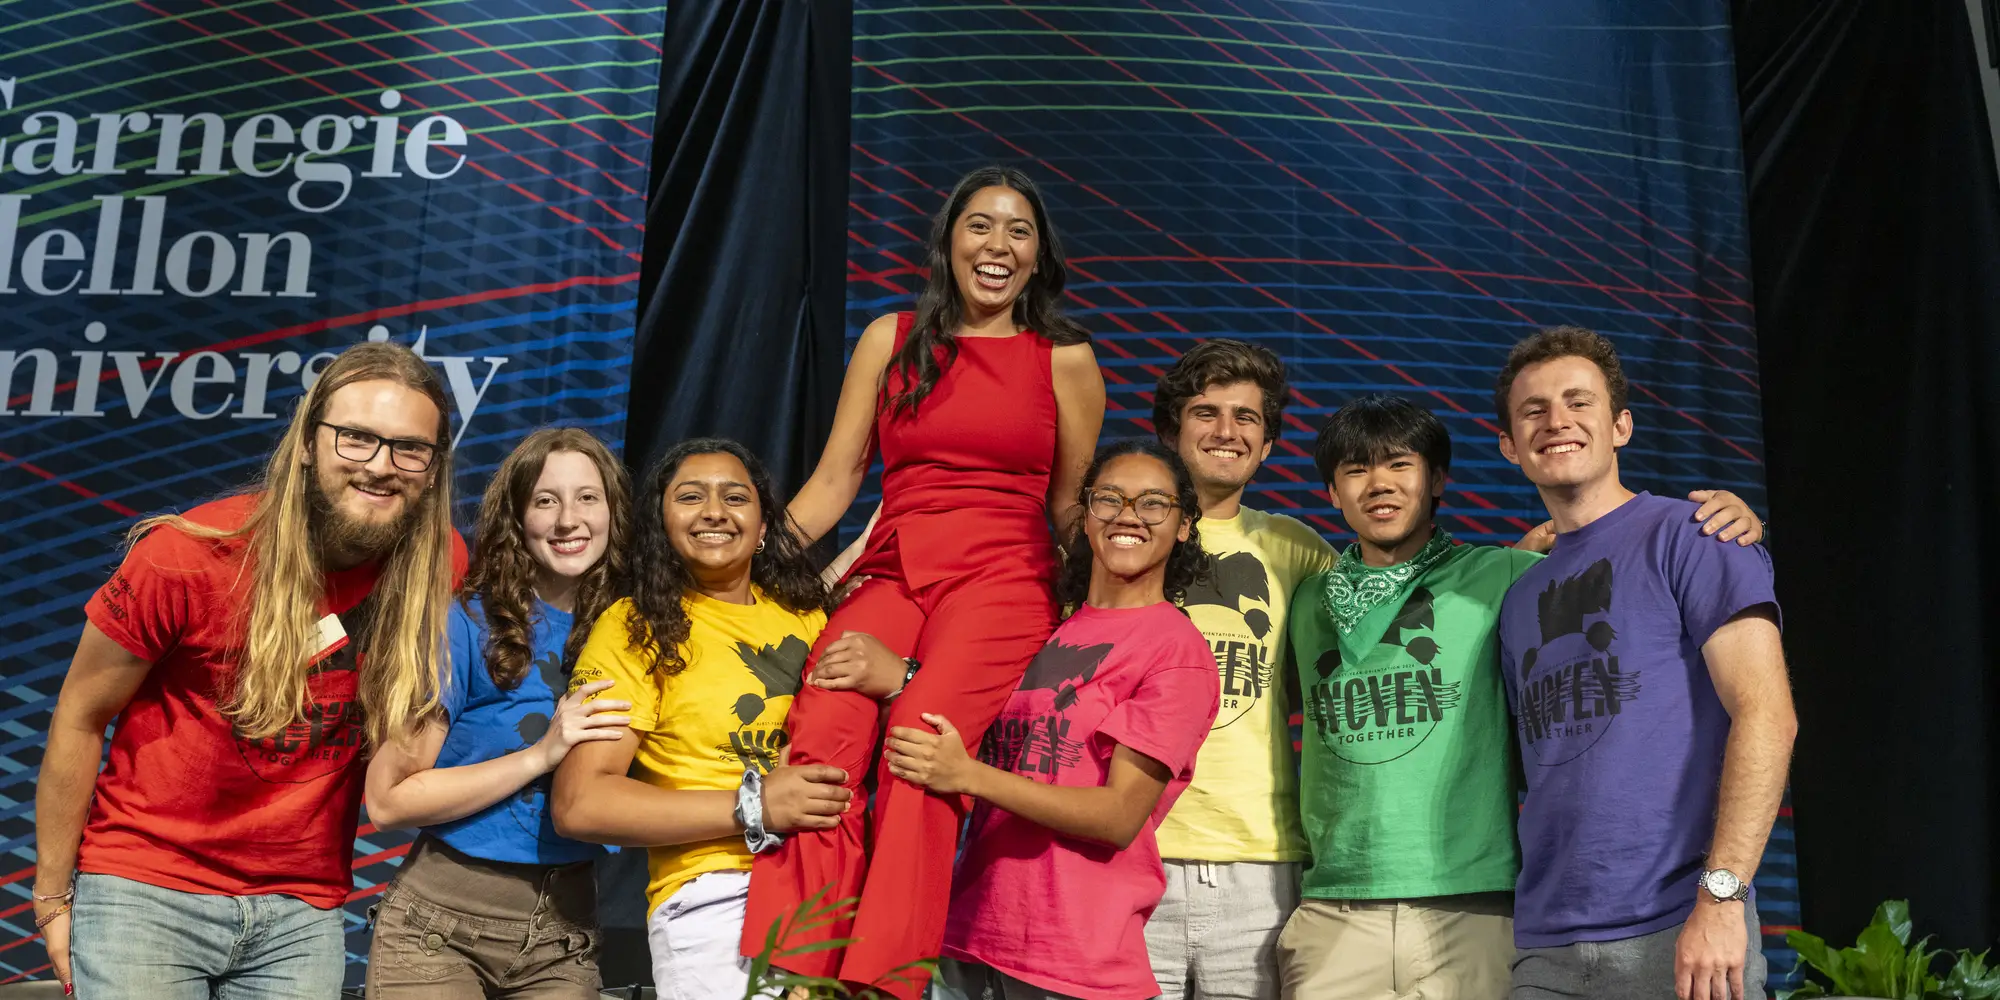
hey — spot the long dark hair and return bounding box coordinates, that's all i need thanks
[1056,439,1207,613]
[625,438,828,678]
[887,165,1090,416]
[463,427,632,690]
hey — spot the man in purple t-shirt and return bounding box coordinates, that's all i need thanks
[1492,326,1797,1000]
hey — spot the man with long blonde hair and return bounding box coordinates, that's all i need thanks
[32,341,468,998]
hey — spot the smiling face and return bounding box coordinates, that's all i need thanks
[1170,379,1274,503]
[663,451,766,583]
[950,185,1039,320]
[306,378,441,560]
[1084,453,1191,584]
[522,450,611,593]
[1499,354,1633,491]
[1329,449,1444,559]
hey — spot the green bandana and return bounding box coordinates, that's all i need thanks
[1322,528,1457,635]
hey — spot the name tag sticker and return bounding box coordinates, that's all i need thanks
[310,613,349,664]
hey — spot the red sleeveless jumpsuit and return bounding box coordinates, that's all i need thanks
[742,313,1062,998]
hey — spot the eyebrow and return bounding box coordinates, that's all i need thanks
[672,479,751,490]
[963,211,1035,228]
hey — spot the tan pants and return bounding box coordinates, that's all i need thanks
[367,835,601,998]
[1276,894,1513,1000]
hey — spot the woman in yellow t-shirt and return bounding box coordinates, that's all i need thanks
[551,437,904,998]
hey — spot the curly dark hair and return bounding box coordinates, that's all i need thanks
[463,427,632,690]
[1493,325,1629,433]
[887,165,1090,416]
[1150,338,1290,446]
[1055,439,1207,614]
[626,438,828,679]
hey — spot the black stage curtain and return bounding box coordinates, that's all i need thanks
[604,3,850,985]
[1736,0,2000,948]
[623,0,851,495]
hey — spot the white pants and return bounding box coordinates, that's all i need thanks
[649,869,756,1000]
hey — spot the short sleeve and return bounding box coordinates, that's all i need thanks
[1096,660,1219,779]
[437,603,478,724]
[1667,520,1780,648]
[83,526,202,663]
[569,604,661,731]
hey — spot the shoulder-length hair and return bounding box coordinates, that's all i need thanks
[625,438,827,678]
[131,341,457,748]
[462,427,632,690]
[887,165,1090,416]
[1055,439,1207,614]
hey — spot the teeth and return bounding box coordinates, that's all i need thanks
[355,484,395,497]
[1206,449,1242,459]
[976,263,1011,276]
[550,538,588,553]
[1544,443,1582,454]
[694,531,732,543]
[1110,535,1145,547]
[1368,506,1396,515]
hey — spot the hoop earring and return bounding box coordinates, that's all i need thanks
[755,539,765,554]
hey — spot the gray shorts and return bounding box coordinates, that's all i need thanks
[1511,903,1767,1000]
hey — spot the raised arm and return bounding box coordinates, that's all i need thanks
[551,727,853,848]
[1675,605,1796,1000]
[787,315,899,547]
[364,680,630,830]
[36,624,156,988]
[1049,341,1106,537]
[886,713,1169,850]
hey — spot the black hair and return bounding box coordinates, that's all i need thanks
[1056,439,1207,613]
[887,166,1090,416]
[1314,395,1452,516]
[625,438,827,678]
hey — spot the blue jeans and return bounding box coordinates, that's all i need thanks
[1511,903,1767,1000]
[71,872,345,1000]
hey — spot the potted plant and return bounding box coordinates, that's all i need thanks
[1780,900,2000,999]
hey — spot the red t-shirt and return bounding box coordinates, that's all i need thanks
[80,493,466,908]
[942,602,1220,1000]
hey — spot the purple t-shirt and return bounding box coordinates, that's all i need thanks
[1498,492,1779,948]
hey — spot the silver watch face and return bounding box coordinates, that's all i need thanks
[1704,869,1742,898]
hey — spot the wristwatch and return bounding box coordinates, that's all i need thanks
[1698,867,1750,902]
[884,657,921,702]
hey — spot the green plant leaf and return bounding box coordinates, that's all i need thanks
[1878,900,1916,947]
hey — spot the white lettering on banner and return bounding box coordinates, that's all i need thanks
[1,323,510,440]
[0,83,471,299]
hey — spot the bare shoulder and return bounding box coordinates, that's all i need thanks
[1050,340,1102,384]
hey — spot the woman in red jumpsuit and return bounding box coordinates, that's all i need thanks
[741,166,1106,997]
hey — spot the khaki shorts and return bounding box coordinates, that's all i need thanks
[1276,893,1514,1000]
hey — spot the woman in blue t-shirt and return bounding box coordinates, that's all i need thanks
[364,427,634,998]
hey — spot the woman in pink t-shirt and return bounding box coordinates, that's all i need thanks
[885,439,1221,1000]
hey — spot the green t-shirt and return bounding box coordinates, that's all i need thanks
[1290,543,1541,900]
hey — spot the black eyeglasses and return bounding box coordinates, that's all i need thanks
[1083,488,1180,526]
[318,422,439,474]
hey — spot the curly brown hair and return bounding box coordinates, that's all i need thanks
[1150,338,1289,446]
[462,428,632,690]
[625,438,828,679]
[1493,325,1629,433]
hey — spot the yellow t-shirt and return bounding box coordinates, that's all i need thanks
[568,590,827,915]
[1157,506,1336,863]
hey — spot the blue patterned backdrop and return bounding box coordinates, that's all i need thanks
[0,0,662,985]
[843,0,1795,983]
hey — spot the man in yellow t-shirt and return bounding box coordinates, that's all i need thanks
[1148,341,1336,1000]
[554,590,873,998]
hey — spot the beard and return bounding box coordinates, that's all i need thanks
[308,468,424,565]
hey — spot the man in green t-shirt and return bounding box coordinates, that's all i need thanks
[1279,394,1764,999]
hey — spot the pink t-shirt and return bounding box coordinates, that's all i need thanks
[942,601,1220,1000]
